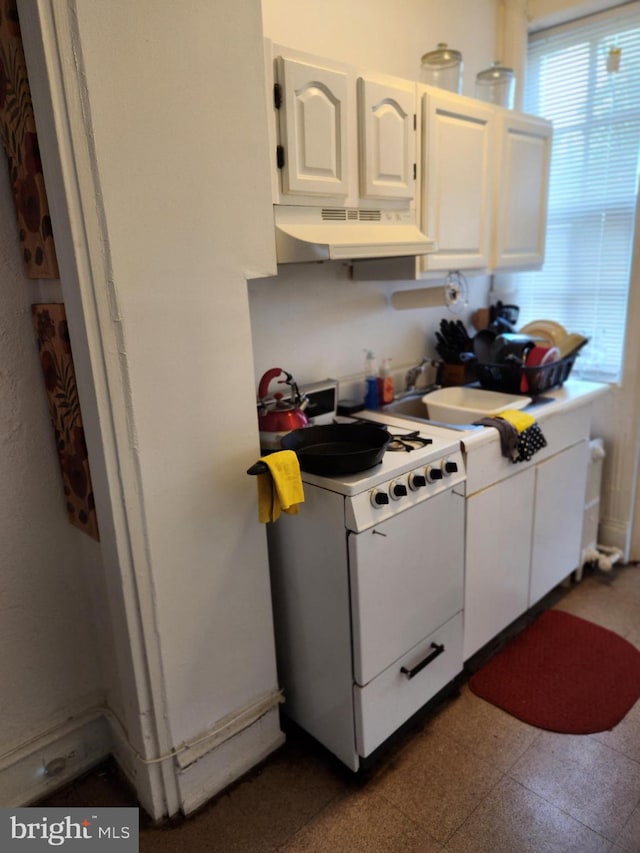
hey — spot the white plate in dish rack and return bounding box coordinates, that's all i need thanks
[519,320,568,348]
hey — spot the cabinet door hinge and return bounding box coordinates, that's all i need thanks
[274,83,282,109]
[276,145,285,169]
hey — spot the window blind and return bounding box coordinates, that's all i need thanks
[513,2,640,382]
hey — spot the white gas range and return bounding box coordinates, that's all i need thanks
[265,410,467,771]
[299,413,465,529]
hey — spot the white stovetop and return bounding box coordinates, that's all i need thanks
[298,418,463,496]
[354,409,472,442]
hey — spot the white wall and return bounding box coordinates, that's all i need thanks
[249,264,490,398]
[0,143,107,791]
[528,0,630,30]
[262,0,499,94]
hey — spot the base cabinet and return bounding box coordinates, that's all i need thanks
[529,439,590,606]
[464,434,590,661]
[464,468,535,660]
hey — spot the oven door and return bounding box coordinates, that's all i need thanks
[348,487,464,686]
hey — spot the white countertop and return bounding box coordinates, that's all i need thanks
[526,378,611,414]
[363,378,612,452]
[459,378,612,452]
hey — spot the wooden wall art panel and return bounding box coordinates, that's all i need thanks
[32,304,100,541]
[0,0,59,278]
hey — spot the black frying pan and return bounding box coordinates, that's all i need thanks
[281,423,390,475]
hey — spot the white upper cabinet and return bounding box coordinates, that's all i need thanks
[271,45,417,210]
[419,88,495,272]
[419,89,552,275]
[269,44,552,274]
[358,78,415,201]
[275,56,350,200]
[493,111,552,270]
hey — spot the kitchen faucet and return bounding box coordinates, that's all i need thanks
[404,358,433,393]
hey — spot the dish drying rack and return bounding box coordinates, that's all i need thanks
[475,347,586,396]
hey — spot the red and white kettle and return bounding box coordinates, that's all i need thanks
[257,368,309,450]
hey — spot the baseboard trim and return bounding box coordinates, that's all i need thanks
[108,716,166,821]
[176,707,285,816]
[175,688,283,771]
[0,712,111,807]
[599,518,630,561]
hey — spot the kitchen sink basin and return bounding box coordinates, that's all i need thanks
[381,387,532,428]
[380,393,474,430]
[425,387,532,425]
[381,394,430,419]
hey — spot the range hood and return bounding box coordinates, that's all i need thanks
[274,205,437,264]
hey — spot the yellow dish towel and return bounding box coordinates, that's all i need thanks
[497,409,536,434]
[257,450,305,524]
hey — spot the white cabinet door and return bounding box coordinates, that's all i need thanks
[357,77,415,201]
[529,439,589,606]
[420,89,494,272]
[464,468,535,661]
[493,111,552,270]
[276,56,350,199]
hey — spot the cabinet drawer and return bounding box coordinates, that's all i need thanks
[353,612,463,758]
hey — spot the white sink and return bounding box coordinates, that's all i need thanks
[423,387,532,425]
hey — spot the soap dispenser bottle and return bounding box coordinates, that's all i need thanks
[364,350,380,409]
[378,358,394,405]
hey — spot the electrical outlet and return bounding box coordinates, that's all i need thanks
[0,715,111,806]
[44,757,67,777]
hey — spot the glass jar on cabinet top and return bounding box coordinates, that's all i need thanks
[475,61,516,108]
[420,43,463,93]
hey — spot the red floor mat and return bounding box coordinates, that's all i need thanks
[469,610,640,733]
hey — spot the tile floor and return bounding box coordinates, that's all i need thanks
[40,562,640,852]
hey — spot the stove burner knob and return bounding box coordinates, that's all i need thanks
[389,481,408,500]
[408,472,427,490]
[442,459,458,476]
[426,466,443,482]
[370,489,390,508]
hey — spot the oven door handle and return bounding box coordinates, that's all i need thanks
[400,642,445,680]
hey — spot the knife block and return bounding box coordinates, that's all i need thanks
[439,362,475,386]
